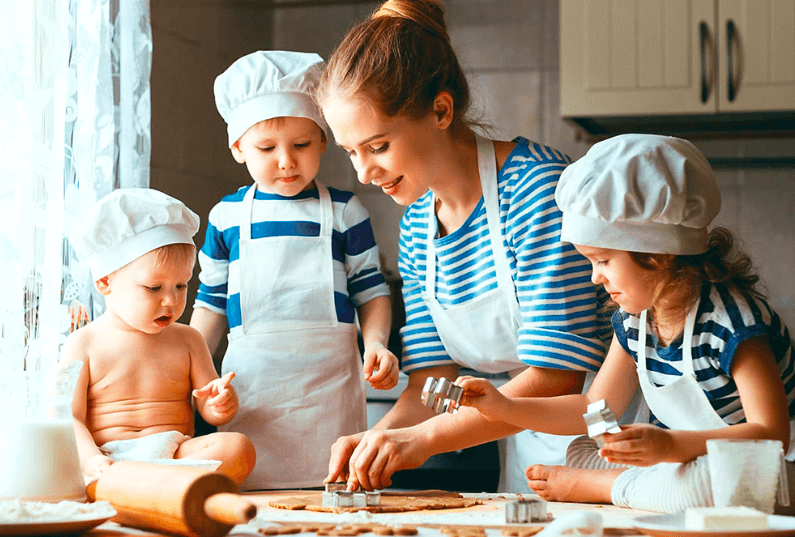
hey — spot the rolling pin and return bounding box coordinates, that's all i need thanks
[85,460,257,537]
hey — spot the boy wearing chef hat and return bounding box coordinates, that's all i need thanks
[63,188,256,485]
[189,50,399,490]
[454,134,795,514]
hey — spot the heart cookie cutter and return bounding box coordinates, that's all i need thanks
[420,376,463,414]
[582,399,622,448]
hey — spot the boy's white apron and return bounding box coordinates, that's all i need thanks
[422,133,578,493]
[220,183,366,490]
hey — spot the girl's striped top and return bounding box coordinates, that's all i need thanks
[397,137,613,373]
[614,282,795,425]
[193,184,389,335]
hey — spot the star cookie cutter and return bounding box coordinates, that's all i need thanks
[582,399,622,448]
[505,498,548,523]
[420,376,463,414]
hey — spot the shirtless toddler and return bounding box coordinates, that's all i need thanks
[63,188,256,485]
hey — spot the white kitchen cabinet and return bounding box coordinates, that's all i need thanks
[560,0,795,118]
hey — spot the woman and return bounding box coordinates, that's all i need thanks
[316,0,615,493]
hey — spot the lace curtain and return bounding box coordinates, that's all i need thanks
[0,0,151,372]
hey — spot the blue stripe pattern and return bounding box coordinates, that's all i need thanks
[614,282,795,425]
[194,184,389,332]
[398,137,611,373]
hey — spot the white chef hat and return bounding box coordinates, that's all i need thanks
[71,188,200,279]
[556,134,721,255]
[214,50,327,147]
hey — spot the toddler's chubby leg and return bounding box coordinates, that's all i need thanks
[526,464,623,504]
[176,432,256,485]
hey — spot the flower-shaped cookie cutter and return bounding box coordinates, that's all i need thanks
[582,399,622,448]
[322,483,380,507]
[420,376,463,414]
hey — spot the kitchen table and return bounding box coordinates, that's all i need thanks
[79,490,662,537]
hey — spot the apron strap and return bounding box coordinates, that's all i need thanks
[424,134,520,323]
[638,302,699,376]
[241,182,332,241]
[241,184,256,242]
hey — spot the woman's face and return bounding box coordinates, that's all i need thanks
[321,92,443,206]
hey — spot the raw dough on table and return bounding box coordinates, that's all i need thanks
[269,490,482,514]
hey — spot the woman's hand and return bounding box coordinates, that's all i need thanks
[325,428,431,491]
[599,423,676,466]
[455,375,511,422]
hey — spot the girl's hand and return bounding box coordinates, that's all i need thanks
[363,343,399,390]
[455,376,510,422]
[599,423,676,467]
[193,371,237,418]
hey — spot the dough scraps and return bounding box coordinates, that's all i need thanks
[269,490,482,514]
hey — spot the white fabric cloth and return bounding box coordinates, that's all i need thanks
[100,431,189,461]
[219,181,366,490]
[70,188,199,279]
[214,50,327,146]
[556,134,720,255]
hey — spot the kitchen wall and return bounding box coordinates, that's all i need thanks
[150,0,795,339]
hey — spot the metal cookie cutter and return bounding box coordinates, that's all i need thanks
[582,399,622,448]
[420,376,463,414]
[505,498,547,523]
[322,483,381,508]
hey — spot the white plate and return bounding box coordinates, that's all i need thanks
[0,514,115,536]
[633,513,795,537]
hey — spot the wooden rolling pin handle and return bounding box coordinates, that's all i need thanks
[203,492,257,525]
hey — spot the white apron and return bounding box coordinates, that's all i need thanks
[636,305,727,431]
[423,133,578,493]
[220,183,367,490]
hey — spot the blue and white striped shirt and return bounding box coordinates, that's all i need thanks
[614,282,795,425]
[194,184,389,334]
[398,137,612,373]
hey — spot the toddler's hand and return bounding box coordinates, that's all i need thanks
[84,453,113,481]
[363,342,399,390]
[599,423,675,467]
[193,371,237,417]
[455,375,510,422]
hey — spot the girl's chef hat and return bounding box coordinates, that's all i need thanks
[214,50,327,147]
[555,134,721,255]
[71,188,200,279]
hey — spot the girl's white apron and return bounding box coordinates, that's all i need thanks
[422,133,578,493]
[220,183,366,490]
[637,303,795,456]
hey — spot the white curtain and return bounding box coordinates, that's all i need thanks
[0,0,151,372]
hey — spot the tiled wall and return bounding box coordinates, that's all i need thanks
[151,0,795,332]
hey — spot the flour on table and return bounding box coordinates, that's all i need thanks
[0,499,115,523]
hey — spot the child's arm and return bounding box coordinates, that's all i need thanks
[186,326,239,426]
[189,307,228,356]
[456,332,641,434]
[357,295,399,390]
[61,331,113,481]
[601,335,791,466]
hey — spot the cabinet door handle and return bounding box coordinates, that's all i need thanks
[699,21,709,103]
[726,19,736,102]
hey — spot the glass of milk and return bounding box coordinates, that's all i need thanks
[0,361,85,501]
[707,438,789,513]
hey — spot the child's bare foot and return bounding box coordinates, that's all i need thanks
[525,464,624,504]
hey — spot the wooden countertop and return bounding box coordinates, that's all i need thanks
[83,490,659,537]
